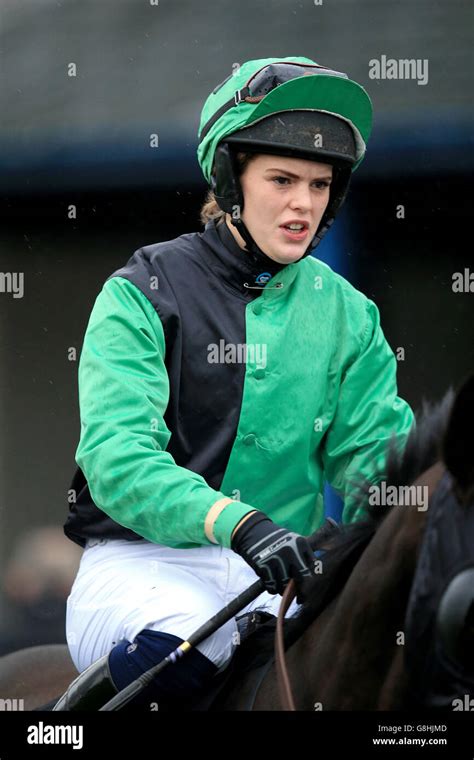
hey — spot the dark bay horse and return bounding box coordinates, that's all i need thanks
[1,376,473,711]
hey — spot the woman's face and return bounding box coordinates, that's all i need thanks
[226,154,333,265]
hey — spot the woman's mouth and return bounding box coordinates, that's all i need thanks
[279,224,309,242]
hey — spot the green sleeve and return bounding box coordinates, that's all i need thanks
[75,276,254,547]
[321,298,415,524]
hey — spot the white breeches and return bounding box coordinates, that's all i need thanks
[66,538,302,674]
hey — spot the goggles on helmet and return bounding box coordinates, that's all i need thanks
[199,61,349,143]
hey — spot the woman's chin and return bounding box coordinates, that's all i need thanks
[268,245,307,264]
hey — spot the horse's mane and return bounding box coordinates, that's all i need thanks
[238,387,455,668]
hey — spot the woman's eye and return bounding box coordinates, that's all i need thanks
[272,177,330,189]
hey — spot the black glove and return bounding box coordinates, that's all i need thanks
[231,511,318,604]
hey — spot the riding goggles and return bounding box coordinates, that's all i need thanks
[199,61,349,143]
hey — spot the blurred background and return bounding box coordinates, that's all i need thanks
[0,0,472,649]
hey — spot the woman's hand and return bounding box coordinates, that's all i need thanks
[231,511,318,604]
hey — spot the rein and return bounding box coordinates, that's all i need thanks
[275,579,298,710]
[274,518,341,710]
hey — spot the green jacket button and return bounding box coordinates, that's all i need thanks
[242,433,256,446]
[254,368,266,379]
[253,302,263,315]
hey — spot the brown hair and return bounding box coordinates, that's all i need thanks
[199,150,258,226]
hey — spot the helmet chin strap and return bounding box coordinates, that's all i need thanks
[229,214,317,271]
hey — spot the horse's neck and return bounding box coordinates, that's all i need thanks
[259,462,445,710]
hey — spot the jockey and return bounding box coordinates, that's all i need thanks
[56,56,415,710]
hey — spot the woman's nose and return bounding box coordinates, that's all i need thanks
[288,184,312,211]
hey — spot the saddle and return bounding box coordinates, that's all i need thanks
[156,609,281,712]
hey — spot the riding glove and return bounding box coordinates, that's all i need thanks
[230,510,318,604]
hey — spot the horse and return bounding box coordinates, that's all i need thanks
[0,375,472,711]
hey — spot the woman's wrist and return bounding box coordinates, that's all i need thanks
[231,510,260,541]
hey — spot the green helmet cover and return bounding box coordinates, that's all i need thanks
[197,55,373,185]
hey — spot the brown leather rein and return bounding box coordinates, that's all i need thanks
[275,579,298,710]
